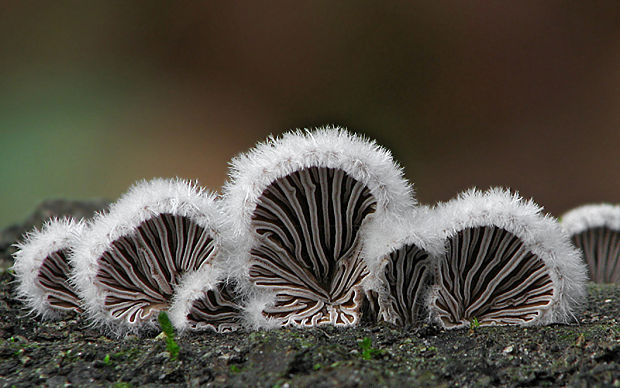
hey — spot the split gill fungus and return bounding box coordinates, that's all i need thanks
[13,218,84,318]
[11,127,596,337]
[69,178,235,335]
[429,189,587,329]
[221,128,415,328]
[562,204,620,284]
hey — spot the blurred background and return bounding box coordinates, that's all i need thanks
[1,1,619,228]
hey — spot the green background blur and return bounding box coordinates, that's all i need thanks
[1,2,619,228]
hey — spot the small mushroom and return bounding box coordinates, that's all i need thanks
[223,127,415,327]
[561,204,620,283]
[12,218,84,318]
[362,207,444,326]
[169,269,243,333]
[429,188,587,329]
[70,178,226,334]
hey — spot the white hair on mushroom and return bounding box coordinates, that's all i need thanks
[12,217,85,318]
[561,203,620,283]
[168,267,243,333]
[222,127,416,328]
[70,178,227,335]
[429,188,587,329]
[362,206,445,326]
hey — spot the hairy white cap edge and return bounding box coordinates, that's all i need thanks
[223,127,415,236]
[561,203,620,235]
[431,187,588,326]
[362,205,445,293]
[69,177,229,334]
[12,217,85,319]
[168,263,222,332]
[221,126,416,327]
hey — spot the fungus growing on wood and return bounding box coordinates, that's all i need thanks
[430,188,587,329]
[223,127,415,328]
[561,204,620,283]
[13,218,84,318]
[70,178,227,334]
[362,207,444,326]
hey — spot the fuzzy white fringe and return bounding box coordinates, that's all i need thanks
[220,126,417,327]
[429,187,588,327]
[11,129,597,334]
[361,206,445,323]
[12,217,85,319]
[69,177,229,336]
[561,203,620,236]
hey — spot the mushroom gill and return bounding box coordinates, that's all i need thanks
[184,281,243,333]
[223,128,416,328]
[361,210,442,326]
[433,225,554,328]
[36,248,82,312]
[95,212,218,325]
[376,243,433,326]
[561,204,620,283]
[71,178,225,334]
[571,227,619,283]
[250,166,377,326]
[13,218,84,317]
[429,188,587,329]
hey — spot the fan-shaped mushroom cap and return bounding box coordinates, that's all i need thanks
[169,266,243,333]
[362,206,445,325]
[430,188,587,329]
[222,127,416,328]
[13,217,84,318]
[561,203,620,283]
[70,178,228,335]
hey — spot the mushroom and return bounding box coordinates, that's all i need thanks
[362,207,444,326]
[70,178,227,334]
[168,268,243,333]
[13,218,84,317]
[222,127,415,328]
[429,188,587,329]
[561,204,620,283]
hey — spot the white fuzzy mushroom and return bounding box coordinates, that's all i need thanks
[12,217,85,318]
[222,127,416,328]
[168,266,243,333]
[429,188,587,329]
[362,206,445,326]
[70,178,229,335]
[561,203,620,283]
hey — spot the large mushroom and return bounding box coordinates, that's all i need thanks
[429,188,587,329]
[222,127,415,328]
[561,203,620,283]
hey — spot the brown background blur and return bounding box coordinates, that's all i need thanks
[1,2,619,228]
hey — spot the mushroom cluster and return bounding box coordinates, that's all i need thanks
[12,127,605,337]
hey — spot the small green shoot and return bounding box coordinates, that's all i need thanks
[103,354,111,365]
[358,337,381,360]
[470,317,480,330]
[157,311,180,361]
[229,364,241,373]
[575,333,585,347]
